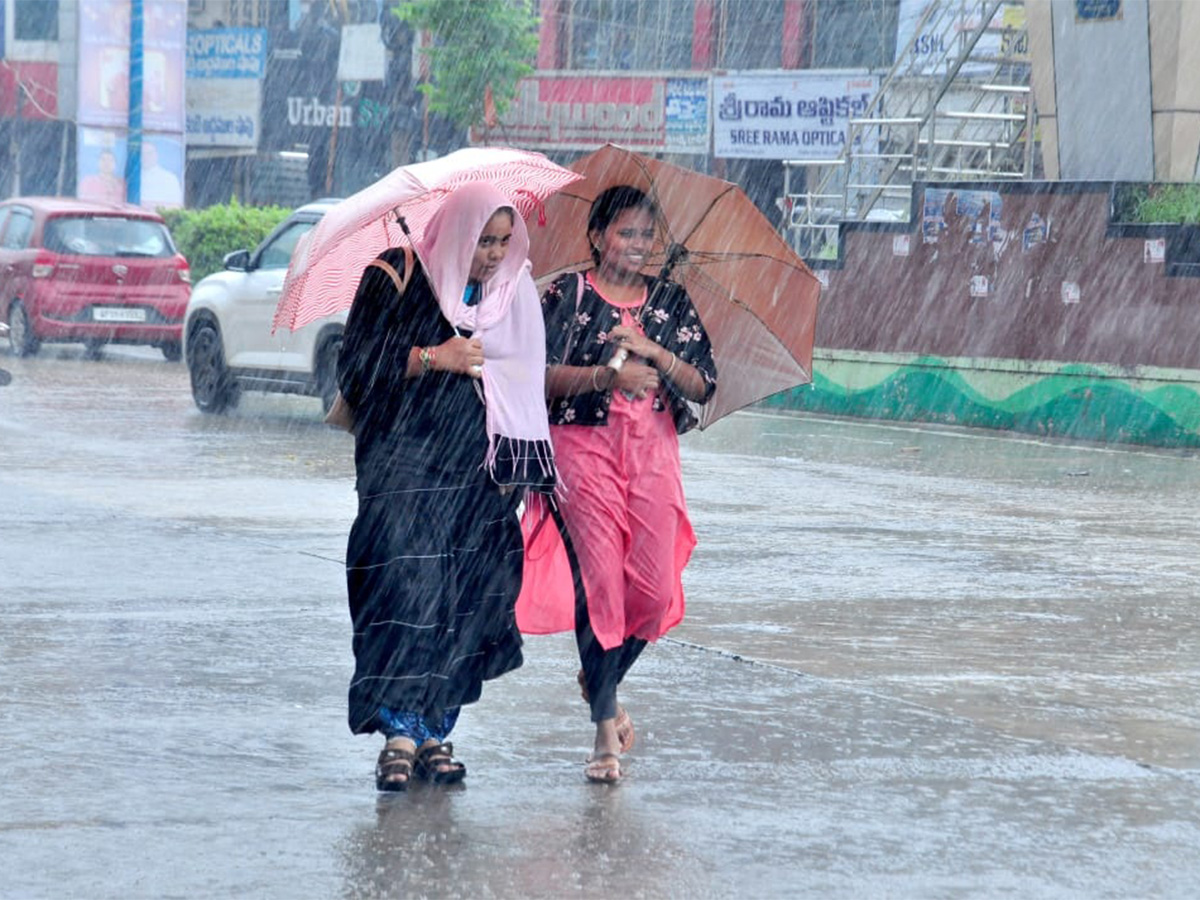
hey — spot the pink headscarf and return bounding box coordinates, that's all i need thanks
[418,182,555,488]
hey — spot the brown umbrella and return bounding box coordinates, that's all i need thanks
[526,143,821,429]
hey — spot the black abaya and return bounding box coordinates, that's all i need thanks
[337,249,524,735]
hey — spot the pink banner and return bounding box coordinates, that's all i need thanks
[0,62,58,119]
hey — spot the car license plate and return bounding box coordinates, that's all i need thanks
[93,307,146,323]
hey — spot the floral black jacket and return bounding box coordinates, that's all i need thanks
[542,271,717,434]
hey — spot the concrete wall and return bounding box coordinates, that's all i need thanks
[777,180,1200,446]
[815,181,1198,370]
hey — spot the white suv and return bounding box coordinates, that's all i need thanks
[183,199,344,414]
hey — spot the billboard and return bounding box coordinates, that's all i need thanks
[185,27,265,148]
[895,0,1028,77]
[712,71,878,160]
[77,126,184,209]
[471,73,710,154]
[77,0,186,132]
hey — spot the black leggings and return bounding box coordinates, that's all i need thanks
[554,505,648,722]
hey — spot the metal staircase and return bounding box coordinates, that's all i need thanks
[785,0,1036,260]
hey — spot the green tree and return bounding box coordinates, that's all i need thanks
[394,0,538,134]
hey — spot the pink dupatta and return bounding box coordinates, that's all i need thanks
[418,182,555,487]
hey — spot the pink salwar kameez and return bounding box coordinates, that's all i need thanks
[550,381,696,650]
[517,290,701,650]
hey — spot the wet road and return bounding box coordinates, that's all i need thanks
[2,345,1199,899]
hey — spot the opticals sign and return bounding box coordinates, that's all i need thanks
[186,28,267,79]
[712,71,878,160]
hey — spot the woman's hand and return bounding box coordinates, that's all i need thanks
[614,361,660,400]
[607,325,668,368]
[437,336,484,378]
[608,325,667,399]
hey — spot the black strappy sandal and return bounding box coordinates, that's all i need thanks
[375,744,415,792]
[414,741,467,784]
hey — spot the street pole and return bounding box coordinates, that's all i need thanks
[125,0,144,204]
[326,81,342,194]
[11,84,21,196]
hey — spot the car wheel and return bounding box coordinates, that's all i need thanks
[8,301,40,357]
[82,337,106,360]
[316,336,342,414]
[160,340,182,362]
[187,320,238,413]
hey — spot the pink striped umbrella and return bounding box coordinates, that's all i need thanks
[273,147,583,332]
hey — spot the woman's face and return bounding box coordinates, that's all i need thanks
[469,210,514,283]
[591,206,655,279]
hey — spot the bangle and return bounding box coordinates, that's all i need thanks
[590,366,604,392]
[428,345,437,371]
[418,347,432,374]
[662,352,678,379]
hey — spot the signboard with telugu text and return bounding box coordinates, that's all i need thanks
[185,27,264,148]
[711,70,878,161]
[186,27,266,79]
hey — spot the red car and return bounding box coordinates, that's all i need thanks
[0,197,191,360]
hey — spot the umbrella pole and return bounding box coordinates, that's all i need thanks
[658,243,689,281]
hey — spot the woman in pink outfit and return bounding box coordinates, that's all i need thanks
[536,186,717,783]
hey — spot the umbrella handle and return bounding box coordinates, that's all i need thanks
[394,211,414,242]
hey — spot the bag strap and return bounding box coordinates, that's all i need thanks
[366,245,414,296]
[559,271,586,364]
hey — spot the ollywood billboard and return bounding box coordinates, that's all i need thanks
[470,72,710,154]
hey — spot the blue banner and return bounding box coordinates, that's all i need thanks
[186,28,267,79]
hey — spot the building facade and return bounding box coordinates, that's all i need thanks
[3,1,1197,216]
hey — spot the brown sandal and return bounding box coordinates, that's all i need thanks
[414,741,467,785]
[585,752,623,784]
[577,670,636,753]
[375,744,415,792]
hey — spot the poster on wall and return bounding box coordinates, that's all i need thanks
[77,127,128,204]
[469,73,710,154]
[76,126,184,209]
[77,0,186,132]
[711,70,878,161]
[922,187,1003,246]
[138,132,185,209]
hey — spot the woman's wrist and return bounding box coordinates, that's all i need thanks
[590,365,614,393]
[418,345,437,374]
[658,349,678,379]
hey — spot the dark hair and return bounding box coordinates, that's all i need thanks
[587,185,658,264]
